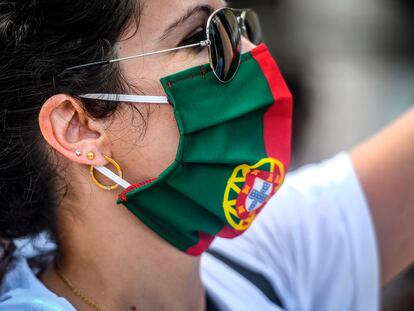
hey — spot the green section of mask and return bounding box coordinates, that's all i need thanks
[117,44,292,255]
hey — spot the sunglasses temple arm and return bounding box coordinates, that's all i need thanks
[64,40,211,72]
[108,40,211,64]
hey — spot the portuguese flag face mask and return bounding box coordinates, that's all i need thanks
[112,44,292,256]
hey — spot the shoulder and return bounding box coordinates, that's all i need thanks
[204,153,379,311]
[0,258,75,311]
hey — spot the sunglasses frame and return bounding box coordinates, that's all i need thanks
[204,7,242,83]
[62,7,261,84]
[205,8,261,82]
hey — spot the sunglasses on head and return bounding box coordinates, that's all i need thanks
[64,7,262,83]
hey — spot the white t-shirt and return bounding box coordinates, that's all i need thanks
[0,153,380,310]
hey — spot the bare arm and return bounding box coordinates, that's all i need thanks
[351,106,414,285]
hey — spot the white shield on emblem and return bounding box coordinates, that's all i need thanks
[245,178,273,212]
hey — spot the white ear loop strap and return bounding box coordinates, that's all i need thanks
[94,166,131,189]
[79,94,169,104]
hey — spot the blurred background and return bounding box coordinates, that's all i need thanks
[233,0,414,309]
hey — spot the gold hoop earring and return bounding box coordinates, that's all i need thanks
[90,155,123,191]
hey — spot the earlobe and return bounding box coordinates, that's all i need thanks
[39,94,110,166]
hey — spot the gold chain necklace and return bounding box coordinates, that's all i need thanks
[54,262,104,311]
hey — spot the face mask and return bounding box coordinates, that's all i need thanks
[94,44,293,256]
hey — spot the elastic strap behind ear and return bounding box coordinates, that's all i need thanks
[94,166,131,189]
[79,94,169,104]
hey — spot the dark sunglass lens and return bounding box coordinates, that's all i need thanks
[208,9,241,82]
[244,10,262,45]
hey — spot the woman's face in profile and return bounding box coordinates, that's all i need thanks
[105,0,254,183]
[107,0,227,185]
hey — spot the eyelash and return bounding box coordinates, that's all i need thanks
[179,28,207,50]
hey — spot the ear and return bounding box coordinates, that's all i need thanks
[39,94,111,166]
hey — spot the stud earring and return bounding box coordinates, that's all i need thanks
[87,152,95,160]
[75,150,82,157]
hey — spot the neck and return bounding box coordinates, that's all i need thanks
[40,191,205,311]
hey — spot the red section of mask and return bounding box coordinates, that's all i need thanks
[251,44,293,168]
[186,232,216,256]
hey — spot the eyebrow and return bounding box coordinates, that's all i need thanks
[159,5,215,41]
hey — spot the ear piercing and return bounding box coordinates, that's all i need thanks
[87,152,96,160]
[75,150,96,160]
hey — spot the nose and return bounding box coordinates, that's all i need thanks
[241,36,257,54]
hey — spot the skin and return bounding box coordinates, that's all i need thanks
[36,0,414,309]
[39,0,254,310]
[351,108,414,285]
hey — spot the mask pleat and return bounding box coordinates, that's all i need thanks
[181,107,269,164]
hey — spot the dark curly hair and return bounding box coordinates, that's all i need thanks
[0,0,141,281]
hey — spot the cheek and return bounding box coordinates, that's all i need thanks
[119,104,180,183]
[146,105,180,173]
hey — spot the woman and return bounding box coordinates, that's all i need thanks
[0,0,413,310]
